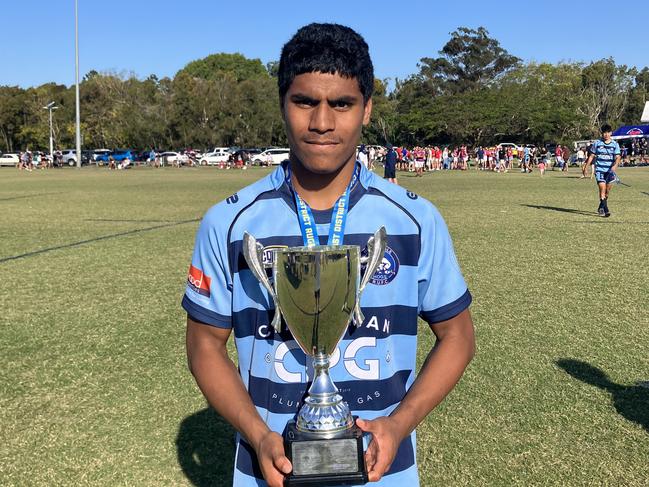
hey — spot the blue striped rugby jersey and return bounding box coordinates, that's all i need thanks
[589,139,621,173]
[182,161,472,486]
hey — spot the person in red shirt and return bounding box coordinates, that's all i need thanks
[561,146,570,172]
[554,145,563,170]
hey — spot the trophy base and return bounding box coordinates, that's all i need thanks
[284,418,367,486]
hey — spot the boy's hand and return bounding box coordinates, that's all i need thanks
[356,417,404,482]
[255,431,292,487]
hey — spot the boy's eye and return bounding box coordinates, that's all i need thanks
[332,101,350,109]
[295,98,317,107]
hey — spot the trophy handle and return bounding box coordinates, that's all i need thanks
[353,226,387,327]
[242,232,282,333]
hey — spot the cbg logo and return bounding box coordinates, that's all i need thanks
[273,338,380,382]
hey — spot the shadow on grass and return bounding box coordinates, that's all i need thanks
[176,407,236,487]
[521,204,596,216]
[0,191,63,202]
[574,221,649,225]
[84,218,178,223]
[556,359,649,433]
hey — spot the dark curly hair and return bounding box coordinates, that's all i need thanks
[278,23,374,104]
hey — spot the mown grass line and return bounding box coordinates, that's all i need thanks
[0,218,200,264]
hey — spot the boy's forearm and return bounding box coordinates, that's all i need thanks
[187,328,270,451]
[388,310,475,441]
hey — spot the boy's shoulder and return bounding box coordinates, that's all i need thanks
[363,169,442,223]
[201,168,283,231]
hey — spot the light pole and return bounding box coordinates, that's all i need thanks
[74,0,81,168]
[43,102,58,164]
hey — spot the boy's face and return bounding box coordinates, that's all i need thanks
[282,72,372,175]
[602,130,612,141]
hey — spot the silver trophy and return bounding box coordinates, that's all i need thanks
[243,227,386,486]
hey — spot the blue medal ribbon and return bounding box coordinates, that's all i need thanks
[286,163,360,247]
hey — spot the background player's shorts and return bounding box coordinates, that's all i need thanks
[414,160,424,168]
[595,171,616,184]
[384,167,396,179]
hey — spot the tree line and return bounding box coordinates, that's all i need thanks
[1,27,647,152]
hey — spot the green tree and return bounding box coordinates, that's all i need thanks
[622,67,649,123]
[178,53,267,82]
[0,86,25,151]
[363,79,396,145]
[578,58,636,136]
[500,62,586,144]
[418,26,520,95]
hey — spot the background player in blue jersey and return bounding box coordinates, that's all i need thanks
[583,124,621,217]
[184,23,475,487]
[384,144,398,184]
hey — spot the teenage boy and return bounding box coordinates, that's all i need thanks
[583,124,621,217]
[183,23,475,487]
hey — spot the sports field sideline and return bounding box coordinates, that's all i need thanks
[1,166,648,486]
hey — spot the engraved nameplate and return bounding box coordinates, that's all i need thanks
[291,439,358,476]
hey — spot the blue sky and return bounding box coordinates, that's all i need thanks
[2,0,646,89]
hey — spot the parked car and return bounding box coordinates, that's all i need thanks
[136,150,154,163]
[159,151,189,166]
[242,148,262,157]
[200,148,231,165]
[60,149,78,166]
[0,153,20,166]
[111,149,137,162]
[81,150,93,164]
[93,149,111,163]
[251,148,290,166]
[58,149,92,166]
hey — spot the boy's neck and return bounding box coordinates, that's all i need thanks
[289,159,357,210]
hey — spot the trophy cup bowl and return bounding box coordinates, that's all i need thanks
[242,228,386,486]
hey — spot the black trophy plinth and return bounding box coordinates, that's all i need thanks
[283,417,368,486]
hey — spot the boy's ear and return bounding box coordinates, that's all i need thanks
[362,98,372,126]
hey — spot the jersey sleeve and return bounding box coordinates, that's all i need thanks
[181,209,233,328]
[614,142,621,155]
[589,141,599,155]
[418,206,471,325]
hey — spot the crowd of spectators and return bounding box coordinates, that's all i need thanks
[356,139,649,176]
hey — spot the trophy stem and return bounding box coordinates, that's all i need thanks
[307,353,337,398]
[296,352,353,434]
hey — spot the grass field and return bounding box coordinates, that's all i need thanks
[1,165,648,486]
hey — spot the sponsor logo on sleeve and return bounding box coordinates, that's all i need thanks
[187,264,211,297]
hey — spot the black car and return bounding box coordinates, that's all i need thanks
[81,150,93,165]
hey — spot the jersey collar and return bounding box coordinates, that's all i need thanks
[272,160,369,223]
